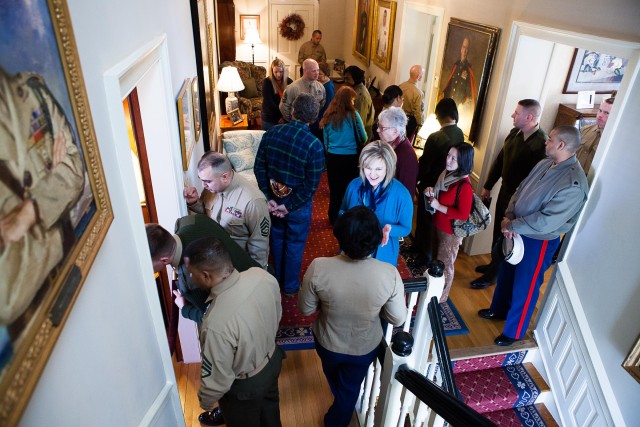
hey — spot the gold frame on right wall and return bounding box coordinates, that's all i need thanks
[623,334,640,383]
[370,0,397,71]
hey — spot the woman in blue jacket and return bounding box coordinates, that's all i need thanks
[340,141,413,266]
[320,86,367,224]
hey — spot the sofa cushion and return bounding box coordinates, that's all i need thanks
[240,78,259,98]
[222,133,255,153]
[227,148,255,173]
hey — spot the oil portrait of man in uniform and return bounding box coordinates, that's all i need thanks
[437,18,500,143]
[352,0,374,65]
[0,0,112,422]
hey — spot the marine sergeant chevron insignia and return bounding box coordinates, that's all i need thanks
[260,217,270,237]
[201,355,212,378]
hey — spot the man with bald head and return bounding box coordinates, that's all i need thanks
[478,126,588,346]
[279,58,326,123]
[471,99,547,290]
[399,65,425,139]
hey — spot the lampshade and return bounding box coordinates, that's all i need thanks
[417,113,441,140]
[243,28,262,45]
[217,67,245,93]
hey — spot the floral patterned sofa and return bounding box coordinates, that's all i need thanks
[223,61,267,122]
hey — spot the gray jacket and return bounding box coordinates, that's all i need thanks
[506,156,588,240]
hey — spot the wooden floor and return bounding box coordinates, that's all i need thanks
[173,251,552,427]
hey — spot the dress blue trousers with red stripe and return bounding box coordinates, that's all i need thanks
[490,235,560,340]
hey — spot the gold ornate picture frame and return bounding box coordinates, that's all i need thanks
[437,18,500,143]
[177,78,194,171]
[191,76,202,142]
[0,0,113,424]
[623,334,640,383]
[352,0,375,66]
[370,0,397,71]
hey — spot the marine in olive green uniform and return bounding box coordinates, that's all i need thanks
[183,237,283,427]
[0,68,84,326]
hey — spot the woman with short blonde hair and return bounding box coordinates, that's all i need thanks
[340,141,413,266]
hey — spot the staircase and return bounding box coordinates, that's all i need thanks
[450,342,559,427]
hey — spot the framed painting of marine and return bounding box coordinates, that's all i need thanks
[352,0,375,66]
[370,0,397,71]
[437,18,500,143]
[0,0,113,424]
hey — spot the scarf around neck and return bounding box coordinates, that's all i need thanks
[359,179,389,211]
[433,170,467,199]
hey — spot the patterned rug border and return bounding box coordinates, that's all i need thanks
[440,299,469,336]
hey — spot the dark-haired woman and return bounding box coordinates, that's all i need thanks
[320,86,367,224]
[424,142,474,302]
[344,65,374,140]
[412,98,465,267]
[261,58,293,130]
[299,206,406,427]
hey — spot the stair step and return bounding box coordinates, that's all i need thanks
[449,338,538,362]
[452,350,529,374]
[482,403,559,427]
[456,363,549,414]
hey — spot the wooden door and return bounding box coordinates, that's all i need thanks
[269,1,318,78]
[124,90,181,359]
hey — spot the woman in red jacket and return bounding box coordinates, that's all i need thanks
[424,142,474,302]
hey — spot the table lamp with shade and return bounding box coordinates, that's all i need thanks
[217,66,245,114]
[243,28,262,65]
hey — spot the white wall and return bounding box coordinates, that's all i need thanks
[564,54,640,425]
[15,0,640,425]
[18,0,201,425]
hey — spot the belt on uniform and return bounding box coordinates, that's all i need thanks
[242,345,276,379]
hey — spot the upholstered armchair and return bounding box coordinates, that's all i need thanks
[226,61,266,122]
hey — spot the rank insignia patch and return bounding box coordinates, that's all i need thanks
[260,217,270,237]
[201,355,212,378]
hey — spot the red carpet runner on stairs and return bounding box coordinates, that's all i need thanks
[452,351,551,427]
[276,173,412,349]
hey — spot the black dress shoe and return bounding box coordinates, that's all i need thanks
[494,333,518,346]
[199,407,224,426]
[470,275,496,289]
[475,263,491,273]
[477,309,505,320]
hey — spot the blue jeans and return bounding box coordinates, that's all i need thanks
[270,201,312,294]
[315,339,378,427]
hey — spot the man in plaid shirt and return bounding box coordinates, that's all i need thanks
[254,93,325,297]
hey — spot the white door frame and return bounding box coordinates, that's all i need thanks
[482,21,640,426]
[103,35,187,424]
[394,2,444,114]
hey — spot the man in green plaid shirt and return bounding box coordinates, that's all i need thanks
[254,93,325,297]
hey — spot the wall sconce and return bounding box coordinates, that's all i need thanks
[243,28,262,65]
[217,66,245,114]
